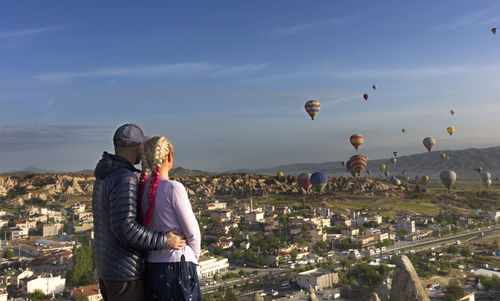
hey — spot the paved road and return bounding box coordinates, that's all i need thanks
[386,225,500,253]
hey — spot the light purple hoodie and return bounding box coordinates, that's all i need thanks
[142,178,201,264]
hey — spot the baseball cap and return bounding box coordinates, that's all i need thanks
[113,124,147,147]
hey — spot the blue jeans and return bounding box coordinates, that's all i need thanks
[145,256,201,301]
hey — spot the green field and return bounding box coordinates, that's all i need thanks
[253,181,500,218]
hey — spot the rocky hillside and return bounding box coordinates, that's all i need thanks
[0,173,405,207]
[0,174,94,207]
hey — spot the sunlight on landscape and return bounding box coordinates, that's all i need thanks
[1,1,500,301]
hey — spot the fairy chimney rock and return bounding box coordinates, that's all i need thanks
[390,255,429,301]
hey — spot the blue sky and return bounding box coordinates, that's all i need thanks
[1,0,500,172]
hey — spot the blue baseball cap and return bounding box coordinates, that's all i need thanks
[113,124,147,147]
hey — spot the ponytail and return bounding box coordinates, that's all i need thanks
[144,167,160,227]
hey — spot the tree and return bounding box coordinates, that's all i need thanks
[27,289,48,301]
[340,238,352,250]
[397,228,408,239]
[213,273,219,281]
[444,278,464,301]
[3,249,14,260]
[224,288,237,301]
[72,295,89,301]
[66,246,97,286]
[460,247,471,258]
[290,250,297,262]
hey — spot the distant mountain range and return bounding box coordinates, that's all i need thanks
[232,146,500,180]
[5,146,500,180]
[4,166,214,177]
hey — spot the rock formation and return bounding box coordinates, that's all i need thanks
[389,255,430,301]
[307,286,319,301]
[374,275,392,301]
[0,173,406,206]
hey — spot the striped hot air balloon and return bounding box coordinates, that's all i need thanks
[348,155,368,177]
[304,100,320,120]
[297,173,312,191]
[350,134,364,151]
[310,172,328,192]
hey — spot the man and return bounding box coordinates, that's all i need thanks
[92,124,186,301]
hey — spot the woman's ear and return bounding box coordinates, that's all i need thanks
[168,152,173,163]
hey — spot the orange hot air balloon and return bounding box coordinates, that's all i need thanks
[350,134,364,151]
[363,94,369,101]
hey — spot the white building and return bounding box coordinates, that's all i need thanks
[245,211,264,223]
[316,207,333,218]
[297,269,338,291]
[353,214,383,227]
[395,217,416,234]
[489,211,500,222]
[198,256,229,279]
[15,269,34,287]
[22,275,65,295]
[206,201,227,211]
[42,224,63,237]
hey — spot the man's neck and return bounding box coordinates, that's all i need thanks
[114,153,135,166]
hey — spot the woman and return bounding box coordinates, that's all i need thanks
[139,136,202,301]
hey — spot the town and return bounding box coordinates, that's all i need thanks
[0,173,499,300]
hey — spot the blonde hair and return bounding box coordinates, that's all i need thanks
[138,136,174,227]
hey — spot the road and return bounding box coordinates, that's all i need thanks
[385,225,500,253]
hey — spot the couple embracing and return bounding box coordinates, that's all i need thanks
[92,124,202,301]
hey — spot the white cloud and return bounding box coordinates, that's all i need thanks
[434,6,499,31]
[35,61,268,81]
[0,26,59,39]
[270,14,360,35]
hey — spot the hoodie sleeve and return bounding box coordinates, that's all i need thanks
[109,170,167,251]
[171,182,201,260]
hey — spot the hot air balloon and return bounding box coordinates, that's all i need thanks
[391,158,397,165]
[480,171,491,182]
[483,179,492,189]
[421,175,429,184]
[347,155,368,177]
[476,167,483,174]
[447,126,455,136]
[304,100,320,120]
[441,153,447,160]
[277,171,284,177]
[384,170,390,177]
[378,164,387,173]
[298,173,312,191]
[493,28,497,35]
[445,155,450,160]
[372,85,377,90]
[450,109,456,116]
[366,169,371,175]
[390,177,401,186]
[423,137,436,152]
[310,172,328,192]
[393,152,398,157]
[440,170,457,192]
[341,161,346,167]
[402,128,406,134]
[363,94,369,101]
[350,134,364,151]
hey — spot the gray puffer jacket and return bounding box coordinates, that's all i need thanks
[92,152,167,281]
